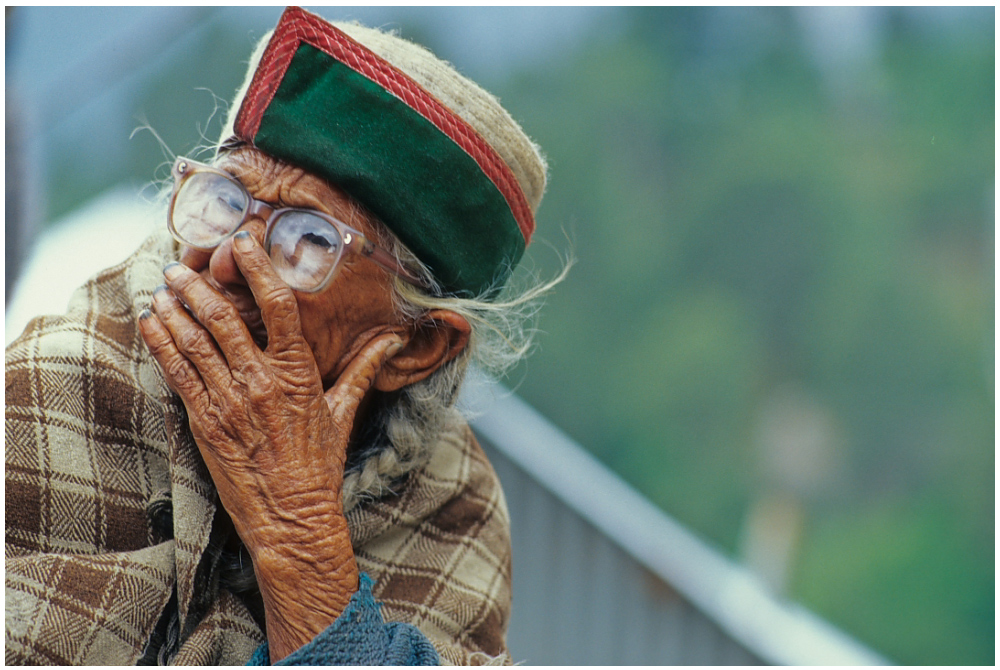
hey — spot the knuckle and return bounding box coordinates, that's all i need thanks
[202,401,229,430]
[164,356,197,389]
[145,333,174,358]
[236,246,271,277]
[199,300,235,329]
[246,376,276,407]
[176,327,213,356]
[247,249,273,272]
[264,285,296,307]
[263,287,299,321]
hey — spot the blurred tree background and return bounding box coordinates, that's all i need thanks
[7,6,993,665]
[504,8,993,665]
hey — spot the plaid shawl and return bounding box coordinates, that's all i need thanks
[5,230,513,665]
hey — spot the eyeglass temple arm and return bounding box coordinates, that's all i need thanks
[359,239,433,291]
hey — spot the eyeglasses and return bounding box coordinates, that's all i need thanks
[167,156,427,293]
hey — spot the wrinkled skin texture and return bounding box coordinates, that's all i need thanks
[137,148,469,661]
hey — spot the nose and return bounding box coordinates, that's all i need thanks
[208,217,268,288]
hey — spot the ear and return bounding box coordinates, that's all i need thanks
[374,310,471,392]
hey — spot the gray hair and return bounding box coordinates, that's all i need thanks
[340,216,571,511]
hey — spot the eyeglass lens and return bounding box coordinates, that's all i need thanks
[172,172,248,248]
[266,211,342,291]
[171,171,345,291]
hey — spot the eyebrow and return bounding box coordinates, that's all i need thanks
[219,158,340,216]
[218,149,384,239]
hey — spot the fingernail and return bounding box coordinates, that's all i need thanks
[233,231,253,250]
[153,283,168,295]
[138,308,152,321]
[163,262,184,279]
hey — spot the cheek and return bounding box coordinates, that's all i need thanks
[294,284,398,384]
[297,298,348,378]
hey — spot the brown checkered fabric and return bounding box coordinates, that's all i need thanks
[349,418,513,665]
[5,229,513,665]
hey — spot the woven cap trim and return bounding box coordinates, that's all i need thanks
[235,6,535,245]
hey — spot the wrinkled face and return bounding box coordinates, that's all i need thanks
[178,146,406,388]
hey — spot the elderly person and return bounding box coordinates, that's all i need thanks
[6,7,562,665]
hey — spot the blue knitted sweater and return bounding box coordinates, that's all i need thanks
[247,574,439,666]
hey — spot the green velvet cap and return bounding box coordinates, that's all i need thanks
[234,8,536,297]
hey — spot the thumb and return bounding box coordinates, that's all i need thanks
[324,333,405,429]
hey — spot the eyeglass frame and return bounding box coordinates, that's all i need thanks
[167,156,430,293]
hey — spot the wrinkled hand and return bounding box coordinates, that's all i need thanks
[137,231,402,660]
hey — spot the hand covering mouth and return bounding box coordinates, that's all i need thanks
[201,271,268,350]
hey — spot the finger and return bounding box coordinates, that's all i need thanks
[179,246,213,272]
[325,334,405,430]
[162,262,261,369]
[230,231,306,354]
[137,308,207,407]
[151,282,234,389]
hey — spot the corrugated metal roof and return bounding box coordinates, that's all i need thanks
[461,371,891,665]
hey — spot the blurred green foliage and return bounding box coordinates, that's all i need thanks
[44,22,255,220]
[502,7,993,665]
[29,6,993,665]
